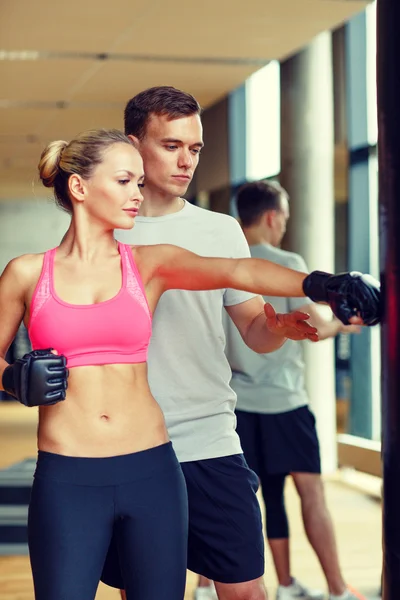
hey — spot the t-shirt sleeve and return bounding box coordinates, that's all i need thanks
[223,219,259,307]
[286,253,313,312]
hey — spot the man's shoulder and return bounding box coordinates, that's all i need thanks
[186,202,241,235]
[256,245,305,269]
[187,202,239,224]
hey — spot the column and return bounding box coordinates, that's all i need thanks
[280,32,337,473]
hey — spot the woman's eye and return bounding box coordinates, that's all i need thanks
[119,180,129,185]
[138,183,145,189]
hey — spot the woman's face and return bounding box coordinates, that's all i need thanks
[72,142,145,230]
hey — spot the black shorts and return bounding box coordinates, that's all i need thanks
[236,405,321,476]
[181,454,265,583]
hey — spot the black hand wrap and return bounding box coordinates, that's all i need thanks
[303,270,381,326]
[2,349,69,407]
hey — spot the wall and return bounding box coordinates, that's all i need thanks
[0,199,70,271]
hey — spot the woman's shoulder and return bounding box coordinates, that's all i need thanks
[130,243,168,263]
[2,252,46,286]
[129,244,181,282]
[131,243,180,261]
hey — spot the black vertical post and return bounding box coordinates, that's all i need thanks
[377,0,400,597]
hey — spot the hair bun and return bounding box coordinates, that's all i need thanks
[38,140,68,188]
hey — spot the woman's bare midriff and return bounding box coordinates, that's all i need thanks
[37,362,169,457]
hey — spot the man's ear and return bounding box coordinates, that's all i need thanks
[128,134,140,150]
[265,210,275,228]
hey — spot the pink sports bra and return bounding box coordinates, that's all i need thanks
[28,243,152,368]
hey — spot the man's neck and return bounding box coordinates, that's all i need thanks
[139,187,185,217]
[242,227,275,247]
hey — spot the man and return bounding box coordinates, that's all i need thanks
[101,86,378,600]
[223,180,365,600]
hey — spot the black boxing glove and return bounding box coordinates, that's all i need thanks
[1,349,69,407]
[303,271,381,326]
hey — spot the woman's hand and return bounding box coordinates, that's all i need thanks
[1,349,69,407]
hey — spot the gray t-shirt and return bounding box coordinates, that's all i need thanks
[224,244,312,414]
[116,201,257,462]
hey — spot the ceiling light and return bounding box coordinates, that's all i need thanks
[0,50,40,61]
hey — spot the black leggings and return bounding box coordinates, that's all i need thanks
[28,442,188,600]
[260,472,289,539]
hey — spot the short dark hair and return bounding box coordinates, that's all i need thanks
[124,86,202,139]
[236,180,288,227]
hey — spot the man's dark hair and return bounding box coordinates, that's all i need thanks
[236,180,288,227]
[124,86,202,139]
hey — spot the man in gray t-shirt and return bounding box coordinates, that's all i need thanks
[225,181,362,600]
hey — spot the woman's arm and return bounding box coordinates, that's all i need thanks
[135,245,379,327]
[144,244,306,298]
[0,257,29,387]
[0,256,69,406]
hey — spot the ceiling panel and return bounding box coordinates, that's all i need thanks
[114,0,371,60]
[0,0,152,53]
[38,108,124,139]
[0,108,56,136]
[0,61,96,102]
[0,0,370,58]
[71,61,257,106]
[0,143,43,161]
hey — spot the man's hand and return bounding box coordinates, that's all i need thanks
[339,322,361,335]
[264,303,319,342]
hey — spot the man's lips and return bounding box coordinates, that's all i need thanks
[172,175,191,182]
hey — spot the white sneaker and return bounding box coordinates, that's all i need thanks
[328,588,366,600]
[276,577,325,600]
[193,582,218,600]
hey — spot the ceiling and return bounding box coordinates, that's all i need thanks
[0,0,370,200]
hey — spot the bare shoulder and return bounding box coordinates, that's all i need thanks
[132,244,180,264]
[1,253,44,288]
[131,244,184,282]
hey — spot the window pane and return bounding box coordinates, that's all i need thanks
[245,61,280,180]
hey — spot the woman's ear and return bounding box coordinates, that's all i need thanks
[68,174,86,203]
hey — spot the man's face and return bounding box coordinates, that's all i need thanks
[136,113,203,198]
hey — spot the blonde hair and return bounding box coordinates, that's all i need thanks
[38,129,133,213]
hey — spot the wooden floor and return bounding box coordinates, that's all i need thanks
[0,404,382,600]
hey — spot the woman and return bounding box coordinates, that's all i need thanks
[0,128,323,600]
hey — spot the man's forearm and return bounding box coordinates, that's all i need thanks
[317,319,342,341]
[243,310,287,354]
